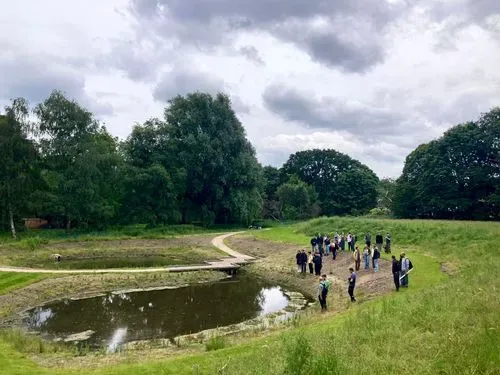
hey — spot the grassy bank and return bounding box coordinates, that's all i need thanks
[1,218,499,374]
[0,236,226,270]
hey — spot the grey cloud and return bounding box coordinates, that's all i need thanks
[0,54,113,117]
[128,0,406,73]
[239,45,264,66]
[425,0,500,50]
[152,68,225,102]
[231,96,251,114]
[262,83,405,137]
[152,67,250,115]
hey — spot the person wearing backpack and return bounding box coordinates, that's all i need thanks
[400,252,412,287]
[373,246,380,272]
[317,275,329,311]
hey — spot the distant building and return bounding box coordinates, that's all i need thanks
[23,218,48,229]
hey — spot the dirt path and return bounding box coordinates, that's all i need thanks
[0,232,252,274]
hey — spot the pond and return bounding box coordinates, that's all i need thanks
[23,275,299,350]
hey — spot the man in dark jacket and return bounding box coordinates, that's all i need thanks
[296,250,302,272]
[347,267,356,302]
[313,252,322,276]
[391,255,400,291]
[300,250,307,273]
[310,237,317,253]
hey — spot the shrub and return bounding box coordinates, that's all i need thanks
[205,335,226,351]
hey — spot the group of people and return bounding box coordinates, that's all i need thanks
[295,249,324,276]
[310,232,392,258]
[391,252,413,291]
[300,231,414,310]
[317,267,357,311]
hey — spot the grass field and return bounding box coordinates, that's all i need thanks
[0,272,45,295]
[0,236,226,270]
[0,218,499,374]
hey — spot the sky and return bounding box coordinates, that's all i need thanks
[1,0,499,178]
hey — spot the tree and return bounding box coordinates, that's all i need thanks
[34,91,121,229]
[276,176,319,220]
[377,178,396,211]
[282,149,379,215]
[161,92,263,225]
[0,99,38,238]
[120,164,180,226]
[262,166,283,220]
[393,108,500,220]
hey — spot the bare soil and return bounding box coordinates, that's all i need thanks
[227,234,394,312]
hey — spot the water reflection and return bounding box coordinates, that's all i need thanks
[24,276,289,349]
[107,327,127,352]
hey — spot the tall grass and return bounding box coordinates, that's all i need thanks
[0,218,498,374]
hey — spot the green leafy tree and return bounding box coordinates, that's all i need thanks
[162,92,263,225]
[34,91,121,229]
[376,178,396,212]
[282,149,379,215]
[393,108,500,220]
[276,176,319,220]
[262,166,283,220]
[0,99,39,238]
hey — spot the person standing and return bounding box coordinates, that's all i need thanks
[353,246,361,271]
[313,251,323,276]
[324,236,331,256]
[347,267,356,302]
[373,246,380,272]
[318,275,329,311]
[317,233,324,255]
[308,251,314,274]
[347,233,352,252]
[365,232,371,248]
[363,245,370,270]
[400,252,411,287]
[300,249,307,273]
[310,237,317,253]
[296,250,302,272]
[332,241,338,260]
[340,234,345,252]
[375,234,383,252]
[391,255,400,291]
[385,233,391,253]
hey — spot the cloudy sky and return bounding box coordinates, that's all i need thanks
[1,0,499,177]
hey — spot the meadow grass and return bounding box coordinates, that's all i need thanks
[0,217,498,374]
[0,272,45,295]
[0,224,243,245]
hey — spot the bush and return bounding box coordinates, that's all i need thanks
[366,207,392,218]
[205,336,226,351]
[283,332,312,375]
[20,236,49,251]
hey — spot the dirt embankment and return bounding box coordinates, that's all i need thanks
[227,235,394,311]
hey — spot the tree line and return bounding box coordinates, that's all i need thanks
[0,90,498,237]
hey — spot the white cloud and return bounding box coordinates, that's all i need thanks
[1,0,499,178]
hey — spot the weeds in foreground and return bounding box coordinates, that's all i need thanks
[0,329,65,354]
[205,336,226,351]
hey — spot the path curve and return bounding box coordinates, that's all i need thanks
[0,232,253,274]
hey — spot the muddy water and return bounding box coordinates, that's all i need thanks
[23,276,289,350]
